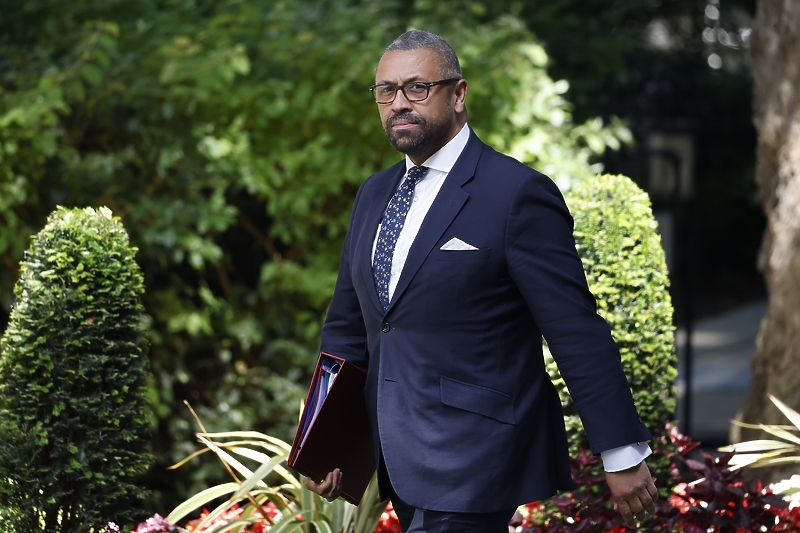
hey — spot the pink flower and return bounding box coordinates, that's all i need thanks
[131,514,176,533]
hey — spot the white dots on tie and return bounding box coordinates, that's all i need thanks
[372,165,430,311]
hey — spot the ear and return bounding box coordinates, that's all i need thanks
[452,79,468,113]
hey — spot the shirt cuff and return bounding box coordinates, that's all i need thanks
[600,442,652,472]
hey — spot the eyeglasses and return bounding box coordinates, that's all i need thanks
[369,78,461,104]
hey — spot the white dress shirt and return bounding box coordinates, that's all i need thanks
[371,123,651,472]
[371,123,469,299]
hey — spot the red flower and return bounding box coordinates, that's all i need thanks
[184,502,281,532]
[374,501,401,533]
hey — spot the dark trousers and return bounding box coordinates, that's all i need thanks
[391,494,516,533]
[379,452,516,533]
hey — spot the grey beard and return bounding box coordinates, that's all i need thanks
[385,114,452,157]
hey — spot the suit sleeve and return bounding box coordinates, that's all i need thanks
[505,173,651,454]
[319,182,370,370]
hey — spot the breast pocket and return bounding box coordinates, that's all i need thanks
[435,248,491,261]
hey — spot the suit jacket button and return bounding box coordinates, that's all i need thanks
[381,322,391,333]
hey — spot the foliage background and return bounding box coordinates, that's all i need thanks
[0,0,761,514]
[0,0,640,512]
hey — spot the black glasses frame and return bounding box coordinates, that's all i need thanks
[369,78,461,104]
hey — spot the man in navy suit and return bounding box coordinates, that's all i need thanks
[306,30,658,532]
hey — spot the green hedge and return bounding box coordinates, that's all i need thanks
[549,174,677,482]
[0,207,151,532]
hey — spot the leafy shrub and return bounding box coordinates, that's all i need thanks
[550,174,677,488]
[519,424,694,532]
[520,425,800,532]
[0,206,152,532]
[662,451,795,533]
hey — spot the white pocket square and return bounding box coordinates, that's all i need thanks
[440,238,479,251]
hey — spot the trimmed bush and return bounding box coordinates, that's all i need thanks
[0,207,151,532]
[550,174,677,483]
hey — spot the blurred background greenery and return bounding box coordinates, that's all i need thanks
[0,0,759,514]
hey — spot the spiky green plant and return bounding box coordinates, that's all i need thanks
[0,206,151,531]
[722,394,800,474]
[166,404,385,533]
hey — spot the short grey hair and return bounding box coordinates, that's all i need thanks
[384,30,462,79]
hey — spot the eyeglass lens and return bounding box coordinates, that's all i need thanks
[374,82,430,103]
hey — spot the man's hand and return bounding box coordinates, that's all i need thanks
[304,468,342,502]
[605,460,658,528]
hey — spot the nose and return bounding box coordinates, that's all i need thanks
[390,87,413,114]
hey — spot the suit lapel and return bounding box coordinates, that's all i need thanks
[386,132,484,314]
[356,161,406,314]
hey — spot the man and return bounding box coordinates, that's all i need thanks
[306,30,658,532]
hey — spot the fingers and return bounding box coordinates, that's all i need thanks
[615,497,635,528]
[606,460,658,527]
[629,496,650,523]
[645,478,659,512]
[628,473,658,520]
[616,493,650,528]
[305,468,342,502]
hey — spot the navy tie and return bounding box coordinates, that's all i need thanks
[373,165,430,312]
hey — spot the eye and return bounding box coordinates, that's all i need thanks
[405,82,428,96]
[377,85,396,96]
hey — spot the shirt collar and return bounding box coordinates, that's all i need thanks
[405,123,470,174]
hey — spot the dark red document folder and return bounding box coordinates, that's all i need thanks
[288,353,376,505]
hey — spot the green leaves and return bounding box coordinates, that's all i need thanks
[0,206,151,531]
[0,0,638,511]
[413,12,632,190]
[560,174,678,487]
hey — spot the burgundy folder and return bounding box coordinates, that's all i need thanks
[288,352,376,505]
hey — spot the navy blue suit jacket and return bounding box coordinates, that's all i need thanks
[320,130,651,512]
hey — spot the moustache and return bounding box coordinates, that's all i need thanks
[387,114,425,127]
